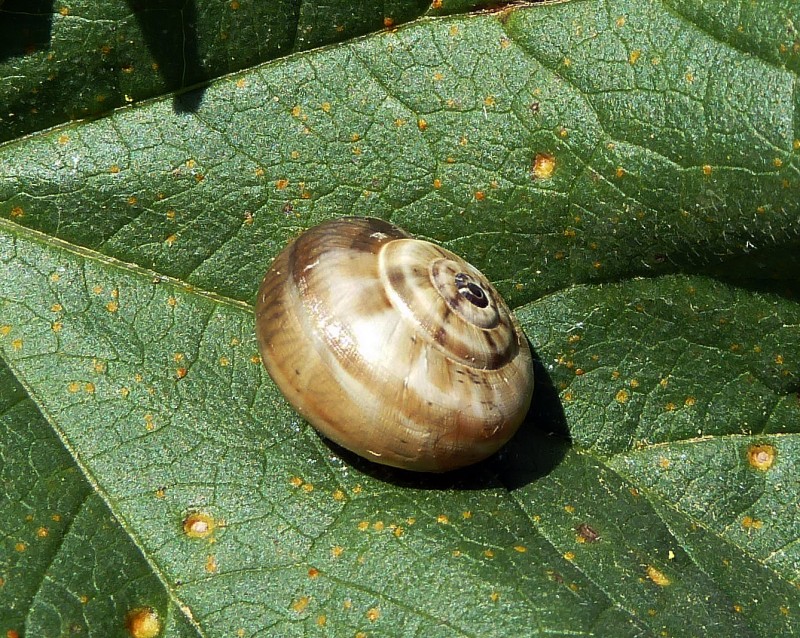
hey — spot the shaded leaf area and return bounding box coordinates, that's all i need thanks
[1,221,798,635]
[1,0,798,312]
[0,0,440,142]
[0,362,197,637]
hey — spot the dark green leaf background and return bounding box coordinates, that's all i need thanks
[1,1,798,636]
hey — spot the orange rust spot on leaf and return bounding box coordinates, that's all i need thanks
[748,444,775,471]
[125,607,161,638]
[646,566,670,586]
[183,512,215,539]
[292,596,310,613]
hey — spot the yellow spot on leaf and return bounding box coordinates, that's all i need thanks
[357,521,369,531]
[417,118,428,131]
[125,607,161,638]
[629,50,641,64]
[646,566,670,586]
[292,596,310,613]
[615,389,629,403]
[205,554,218,573]
[748,444,775,471]
[741,515,763,530]
[10,206,24,218]
[183,512,215,539]
[106,301,119,313]
[437,514,449,524]
[563,551,575,561]
[331,546,344,558]
[532,153,556,179]
[367,607,380,621]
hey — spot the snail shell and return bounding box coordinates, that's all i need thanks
[255,217,533,472]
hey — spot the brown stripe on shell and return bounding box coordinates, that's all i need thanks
[381,248,518,370]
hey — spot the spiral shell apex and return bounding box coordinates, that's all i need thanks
[255,217,534,472]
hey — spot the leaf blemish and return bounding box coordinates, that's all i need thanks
[646,565,670,586]
[183,512,216,539]
[125,607,161,638]
[576,523,599,543]
[532,152,555,180]
[747,444,776,471]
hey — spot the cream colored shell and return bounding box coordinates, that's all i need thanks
[255,217,533,472]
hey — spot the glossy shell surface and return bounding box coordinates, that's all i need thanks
[255,217,534,472]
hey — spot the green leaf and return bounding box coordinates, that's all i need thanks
[0,0,446,143]
[1,0,799,636]
[0,360,198,636]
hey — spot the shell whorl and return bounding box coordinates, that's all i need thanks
[255,217,533,472]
